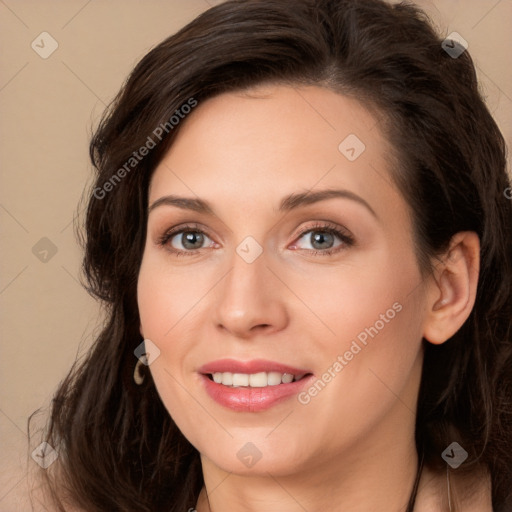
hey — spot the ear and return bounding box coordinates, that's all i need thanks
[423,231,480,345]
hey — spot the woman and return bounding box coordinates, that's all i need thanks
[32,0,512,510]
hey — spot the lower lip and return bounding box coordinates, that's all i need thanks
[200,374,314,412]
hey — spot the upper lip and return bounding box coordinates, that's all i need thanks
[198,359,312,376]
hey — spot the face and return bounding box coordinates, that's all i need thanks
[137,84,429,478]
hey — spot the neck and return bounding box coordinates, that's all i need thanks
[196,407,420,512]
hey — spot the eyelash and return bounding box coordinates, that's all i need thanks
[157,221,355,257]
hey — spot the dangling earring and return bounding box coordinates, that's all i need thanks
[134,358,145,385]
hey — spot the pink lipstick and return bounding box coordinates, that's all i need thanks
[198,359,314,412]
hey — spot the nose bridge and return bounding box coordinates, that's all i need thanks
[213,240,288,337]
[222,243,271,315]
[223,232,270,294]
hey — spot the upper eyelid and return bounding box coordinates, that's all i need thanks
[162,223,213,239]
[296,222,351,236]
[161,221,345,237]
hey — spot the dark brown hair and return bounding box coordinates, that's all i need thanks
[31,0,512,510]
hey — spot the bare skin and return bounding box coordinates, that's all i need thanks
[194,465,492,512]
[136,84,487,511]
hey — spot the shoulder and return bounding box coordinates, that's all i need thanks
[451,466,493,512]
[416,464,493,512]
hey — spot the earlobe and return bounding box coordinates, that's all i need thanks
[423,232,480,345]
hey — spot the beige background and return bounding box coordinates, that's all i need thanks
[1,0,511,509]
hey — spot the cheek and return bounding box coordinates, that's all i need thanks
[302,298,424,450]
[137,251,214,341]
[289,242,423,357]
[291,247,425,416]
[297,258,425,437]
[137,255,211,447]
[136,256,194,394]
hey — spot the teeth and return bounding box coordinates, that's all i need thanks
[249,372,267,387]
[281,373,294,384]
[267,372,282,386]
[232,373,249,387]
[211,371,304,387]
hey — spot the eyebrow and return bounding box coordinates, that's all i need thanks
[148,188,377,218]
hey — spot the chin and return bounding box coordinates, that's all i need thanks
[193,429,312,477]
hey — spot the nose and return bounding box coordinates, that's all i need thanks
[213,249,289,340]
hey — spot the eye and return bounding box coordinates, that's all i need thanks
[157,221,354,257]
[157,223,216,256]
[290,222,354,256]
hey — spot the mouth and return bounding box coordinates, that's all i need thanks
[197,359,314,412]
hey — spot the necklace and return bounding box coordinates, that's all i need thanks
[405,449,425,512]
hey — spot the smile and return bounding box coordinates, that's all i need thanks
[198,359,314,412]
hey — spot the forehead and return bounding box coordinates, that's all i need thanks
[148,84,401,220]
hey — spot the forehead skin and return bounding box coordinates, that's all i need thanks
[148,84,412,250]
